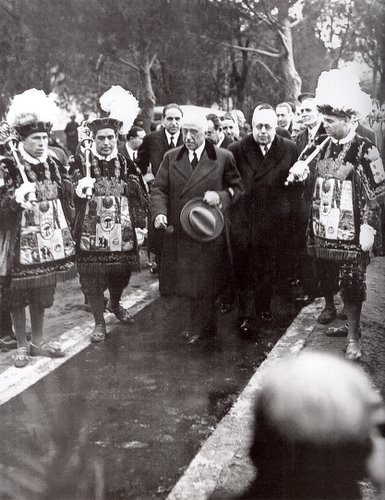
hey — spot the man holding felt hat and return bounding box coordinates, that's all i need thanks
[151,111,243,344]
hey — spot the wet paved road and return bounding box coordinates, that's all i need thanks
[0,295,299,499]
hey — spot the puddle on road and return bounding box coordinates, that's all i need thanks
[0,295,299,499]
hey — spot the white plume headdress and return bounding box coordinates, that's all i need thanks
[99,85,140,135]
[315,69,372,119]
[6,89,58,135]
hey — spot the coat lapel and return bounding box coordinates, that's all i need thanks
[178,148,217,198]
[243,135,286,183]
[156,130,169,154]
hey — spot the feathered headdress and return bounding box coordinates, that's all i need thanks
[89,85,140,135]
[6,89,58,137]
[315,69,372,119]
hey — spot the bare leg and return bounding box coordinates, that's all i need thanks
[87,291,106,342]
[10,307,28,348]
[30,303,44,345]
[344,299,362,360]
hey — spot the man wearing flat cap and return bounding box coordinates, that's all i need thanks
[151,112,243,343]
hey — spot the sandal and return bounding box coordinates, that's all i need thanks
[30,341,65,358]
[91,323,106,343]
[13,346,30,368]
[0,334,18,351]
[345,339,362,361]
[326,324,361,338]
[107,301,135,325]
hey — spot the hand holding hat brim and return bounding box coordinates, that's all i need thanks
[180,197,224,242]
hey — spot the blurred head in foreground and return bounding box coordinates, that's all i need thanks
[245,352,385,499]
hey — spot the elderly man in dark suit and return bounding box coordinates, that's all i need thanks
[228,107,298,336]
[151,111,243,343]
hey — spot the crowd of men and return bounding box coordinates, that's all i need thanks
[1,69,385,368]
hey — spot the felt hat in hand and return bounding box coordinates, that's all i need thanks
[180,197,224,242]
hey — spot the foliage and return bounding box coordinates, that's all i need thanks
[0,0,383,124]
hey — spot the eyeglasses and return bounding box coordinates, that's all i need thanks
[254,124,274,131]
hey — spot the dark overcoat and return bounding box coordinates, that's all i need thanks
[136,128,183,177]
[151,140,243,298]
[228,133,298,252]
[295,122,326,156]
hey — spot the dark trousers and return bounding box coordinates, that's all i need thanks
[189,297,217,334]
[234,241,291,319]
[0,309,13,338]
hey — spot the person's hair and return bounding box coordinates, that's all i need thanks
[127,126,144,140]
[276,102,293,114]
[162,103,183,118]
[206,113,220,130]
[221,113,235,123]
[245,352,380,499]
[182,112,208,132]
[255,103,274,111]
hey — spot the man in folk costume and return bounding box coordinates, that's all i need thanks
[0,89,76,367]
[69,86,148,343]
[287,69,385,360]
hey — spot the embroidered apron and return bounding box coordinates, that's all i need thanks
[19,199,75,266]
[79,195,134,252]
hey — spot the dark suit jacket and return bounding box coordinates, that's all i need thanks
[276,126,292,140]
[218,135,234,149]
[136,129,183,177]
[228,134,298,250]
[295,122,326,156]
[151,140,243,298]
[356,123,376,145]
[117,143,141,176]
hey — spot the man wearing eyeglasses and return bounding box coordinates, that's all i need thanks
[228,107,298,336]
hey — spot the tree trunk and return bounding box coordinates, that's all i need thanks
[140,52,156,133]
[279,17,302,102]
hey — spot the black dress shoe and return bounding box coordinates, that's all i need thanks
[239,319,253,336]
[219,303,232,314]
[294,294,314,306]
[201,325,218,336]
[258,311,272,322]
[317,306,336,324]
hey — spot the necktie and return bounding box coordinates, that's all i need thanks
[132,151,137,162]
[263,145,269,156]
[169,136,175,149]
[191,152,198,169]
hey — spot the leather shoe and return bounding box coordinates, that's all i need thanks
[317,306,336,324]
[183,326,217,344]
[294,294,314,306]
[258,311,272,322]
[239,319,253,337]
[219,303,232,314]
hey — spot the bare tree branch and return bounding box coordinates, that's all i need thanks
[117,57,140,73]
[149,53,158,69]
[0,1,20,22]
